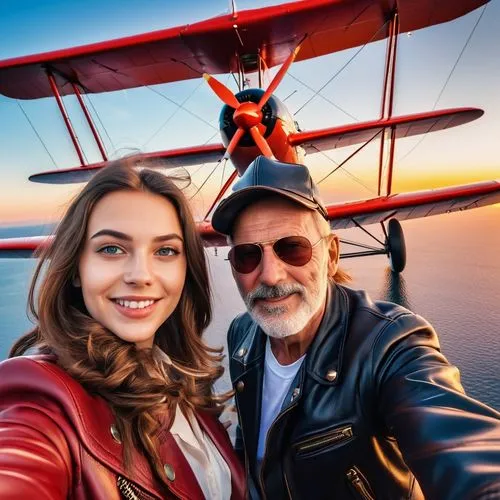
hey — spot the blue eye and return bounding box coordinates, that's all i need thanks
[98,245,124,255]
[156,247,179,257]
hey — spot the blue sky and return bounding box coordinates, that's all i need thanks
[0,0,498,223]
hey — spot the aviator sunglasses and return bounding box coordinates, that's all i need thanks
[228,235,326,274]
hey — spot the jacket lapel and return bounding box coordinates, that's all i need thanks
[231,324,266,469]
[157,431,205,500]
[196,411,246,500]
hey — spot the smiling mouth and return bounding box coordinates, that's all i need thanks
[110,298,161,319]
[112,298,158,310]
[256,294,295,304]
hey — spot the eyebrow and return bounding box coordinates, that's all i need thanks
[90,229,183,243]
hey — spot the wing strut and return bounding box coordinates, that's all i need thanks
[378,11,400,196]
[47,71,86,166]
[71,83,108,161]
[203,167,238,220]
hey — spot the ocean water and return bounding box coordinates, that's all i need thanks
[0,207,499,409]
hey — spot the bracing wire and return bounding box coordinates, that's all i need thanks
[288,73,359,121]
[314,128,382,193]
[189,158,228,200]
[294,19,390,116]
[16,100,58,168]
[397,4,488,165]
[90,61,218,132]
[80,92,110,158]
[85,93,116,152]
[142,79,206,148]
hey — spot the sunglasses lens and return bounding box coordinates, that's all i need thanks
[274,236,312,266]
[229,244,262,274]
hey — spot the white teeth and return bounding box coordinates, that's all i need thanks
[115,299,155,309]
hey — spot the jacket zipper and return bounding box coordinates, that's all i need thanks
[117,476,159,500]
[259,401,299,500]
[346,467,375,500]
[295,425,353,453]
[233,392,250,499]
[284,469,293,500]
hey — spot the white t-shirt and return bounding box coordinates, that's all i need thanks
[257,338,306,461]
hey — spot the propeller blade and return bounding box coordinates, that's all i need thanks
[223,127,246,159]
[249,126,274,158]
[258,45,301,111]
[203,73,240,109]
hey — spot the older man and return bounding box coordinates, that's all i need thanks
[212,156,500,500]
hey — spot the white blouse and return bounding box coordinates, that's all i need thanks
[170,405,232,500]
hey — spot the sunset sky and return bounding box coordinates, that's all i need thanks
[0,0,498,224]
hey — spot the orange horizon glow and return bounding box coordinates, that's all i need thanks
[1,165,499,226]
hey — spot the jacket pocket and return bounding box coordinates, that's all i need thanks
[346,466,375,500]
[294,425,354,456]
[117,476,159,500]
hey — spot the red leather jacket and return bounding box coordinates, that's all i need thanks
[0,355,246,500]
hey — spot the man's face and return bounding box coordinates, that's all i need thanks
[230,197,338,339]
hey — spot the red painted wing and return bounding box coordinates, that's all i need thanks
[289,108,484,153]
[0,222,228,258]
[29,144,225,184]
[2,181,499,257]
[326,180,500,229]
[0,0,488,99]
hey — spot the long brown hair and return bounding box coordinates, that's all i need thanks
[10,157,230,485]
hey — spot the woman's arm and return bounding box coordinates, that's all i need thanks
[0,404,72,499]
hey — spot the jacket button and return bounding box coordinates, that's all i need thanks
[326,370,338,382]
[236,381,245,392]
[164,463,176,481]
[110,424,122,444]
[237,347,247,358]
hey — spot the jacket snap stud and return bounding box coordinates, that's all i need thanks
[291,387,300,401]
[110,424,122,444]
[164,463,176,481]
[326,370,338,382]
[236,380,245,392]
[237,347,247,358]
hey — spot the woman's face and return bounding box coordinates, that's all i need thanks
[78,190,187,349]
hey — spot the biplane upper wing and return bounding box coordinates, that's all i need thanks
[0,0,488,99]
[2,180,499,256]
[289,108,484,153]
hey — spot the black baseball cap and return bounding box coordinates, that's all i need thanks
[211,156,328,235]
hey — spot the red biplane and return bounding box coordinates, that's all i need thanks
[0,0,498,272]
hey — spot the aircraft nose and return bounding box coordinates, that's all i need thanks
[233,102,262,129]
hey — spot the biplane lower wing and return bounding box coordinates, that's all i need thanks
[289,108,483,153]
[2,180,499,257]
[29,144,225,184]
[327,180,500,230]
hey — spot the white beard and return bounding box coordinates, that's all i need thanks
[244,275,328,339]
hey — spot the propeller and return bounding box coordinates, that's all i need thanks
[203,44,301,160]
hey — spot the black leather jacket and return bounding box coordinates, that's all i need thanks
[228,284,500,499]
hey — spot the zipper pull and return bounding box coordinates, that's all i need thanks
[346,468,375,500]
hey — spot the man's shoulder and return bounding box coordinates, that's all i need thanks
[340,284,421,321]
[338,284,434,342]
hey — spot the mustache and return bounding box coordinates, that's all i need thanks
[245,283,305,309]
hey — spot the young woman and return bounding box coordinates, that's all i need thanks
[0,159,245,500]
